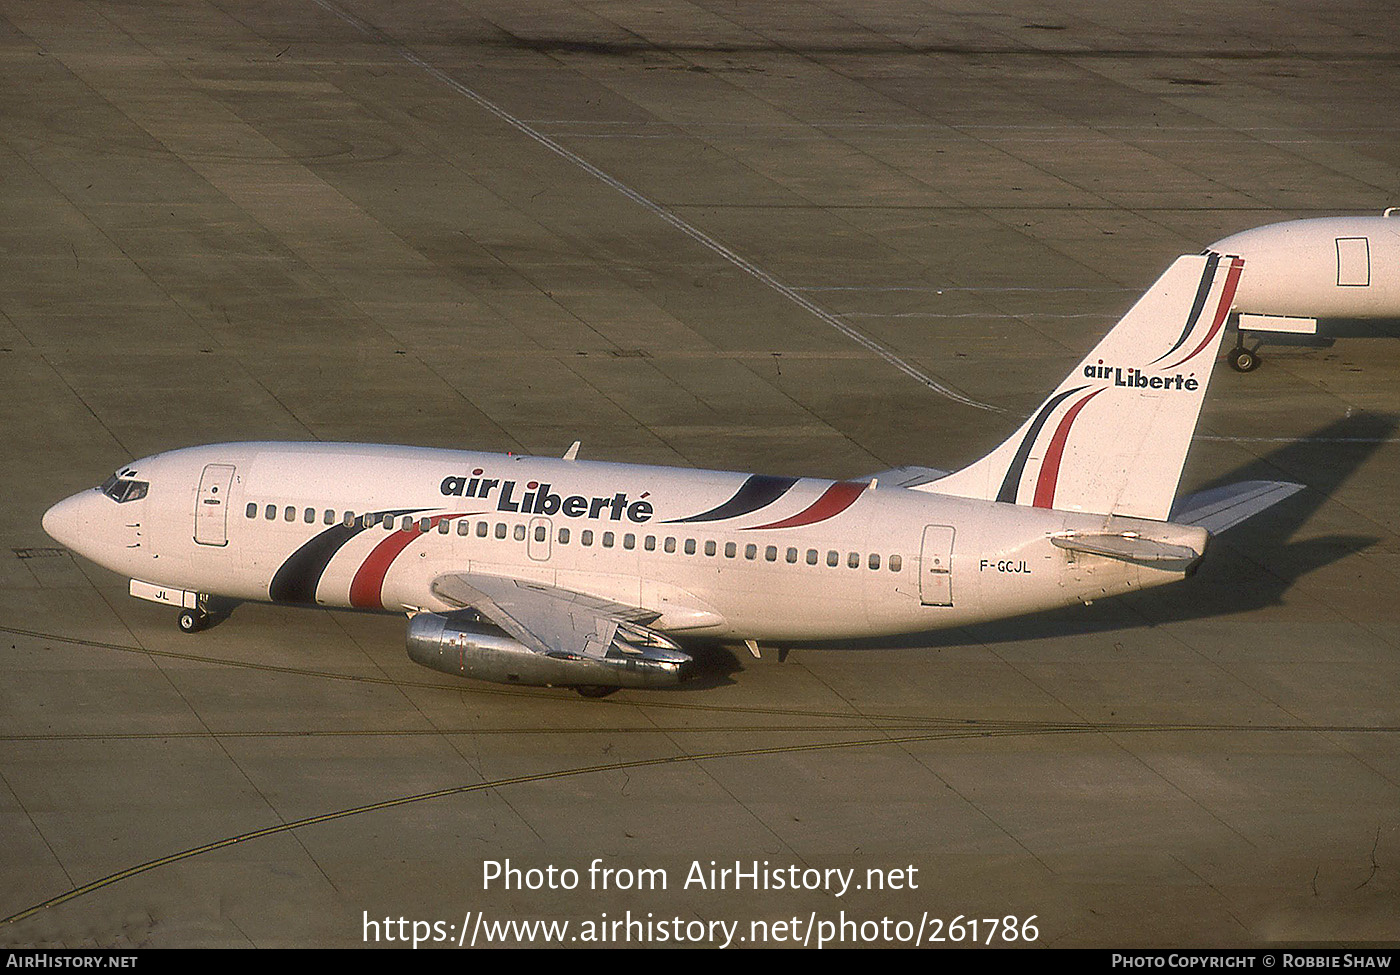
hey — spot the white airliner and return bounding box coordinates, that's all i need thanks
[43,253,1300,695]
[1211,210,1400,371]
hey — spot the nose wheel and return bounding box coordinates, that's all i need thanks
[177,608,209,633]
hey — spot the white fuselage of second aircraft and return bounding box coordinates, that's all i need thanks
[42,441,1198,643]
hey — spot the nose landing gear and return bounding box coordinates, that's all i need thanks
[177,608,210,633]
[175,593,224,633]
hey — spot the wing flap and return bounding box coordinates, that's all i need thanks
[431,573,659,660]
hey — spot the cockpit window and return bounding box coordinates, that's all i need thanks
[99,474,149,503]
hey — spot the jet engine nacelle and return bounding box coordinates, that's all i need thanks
[405,611,691,690]
[1212,212,1400,326]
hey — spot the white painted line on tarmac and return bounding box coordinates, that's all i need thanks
[308,0,1002,413]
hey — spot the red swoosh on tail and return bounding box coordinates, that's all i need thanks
[1032,388,1104,509]
[1163,257,1243,370]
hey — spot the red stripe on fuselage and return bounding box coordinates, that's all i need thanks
[1031,389,1104,508]
[349,514,467,609]
[743,481,866,531]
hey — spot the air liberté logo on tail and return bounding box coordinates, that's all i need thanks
[1082,361,1200,391]
[440,469,654,523]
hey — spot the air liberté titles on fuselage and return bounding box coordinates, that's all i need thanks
[440,469,655,523]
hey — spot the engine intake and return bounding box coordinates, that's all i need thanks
[406,611,691,690]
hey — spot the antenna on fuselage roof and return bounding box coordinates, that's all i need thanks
[562,441,581,461]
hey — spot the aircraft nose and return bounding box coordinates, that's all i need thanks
[42,492,90,551]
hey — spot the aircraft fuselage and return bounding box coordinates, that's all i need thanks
[42,441,1202,643]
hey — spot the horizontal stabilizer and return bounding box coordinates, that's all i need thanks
[866,465,950,490]
[1169,480,1303,534]
[1050,532,1203,568]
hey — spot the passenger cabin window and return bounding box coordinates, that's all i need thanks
[246,503,257,518]
[725,542,736,559]
[477,522,489,538]
[284,506,295,522]
[495,523,507,539]
[582,530,594,546]
[458,520,470,536]
[265,505,276,520]
[664,537,676,554]
[704,540,716,557]
[558,528,570,544]
[304,508,315,524]
[684,538,696,555]
[603,532,615,548]
[324,510,336,525]
[807,549,818,565]
[869,554,881,570]
[889,555,902,572]
[513,524,526,541]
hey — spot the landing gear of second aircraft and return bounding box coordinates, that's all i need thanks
[1227,345,1259,372]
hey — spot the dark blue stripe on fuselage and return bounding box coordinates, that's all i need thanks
[995,386,1087,504]
[665,474,800,524]
[268,508,417,604]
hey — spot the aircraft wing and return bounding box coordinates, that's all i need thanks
[865,465,951,490]
[1169,480,1303,534]
[431,573,660,660]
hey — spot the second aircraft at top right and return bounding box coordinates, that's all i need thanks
[1211,210,1400,371]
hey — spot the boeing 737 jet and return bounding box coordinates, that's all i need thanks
[43,253,1300,695]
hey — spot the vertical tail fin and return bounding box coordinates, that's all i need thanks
[923,253,1243,521]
